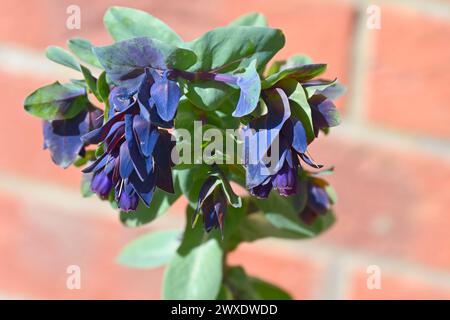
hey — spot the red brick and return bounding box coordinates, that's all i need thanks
[228,244,323,299]
[0,72,82,189]
[350,269,450,299]
[309,134,450,270]
[0,0,227,50]
[0,0,352,92]
[0,192,165,299]
[224,0,353,90]
[368,5,450,139]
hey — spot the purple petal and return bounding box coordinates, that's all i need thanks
[150,70,181,122]
[125,114,148,181]
[307,183,330,215]
[43,110,89,168]
[119,141,134,179]
[133,115,159,157]
[232,60,261,117]
[129,171,156,207]
[82,152,108,173]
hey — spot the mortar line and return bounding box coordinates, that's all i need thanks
[249,239,450,293]
[334,122,450,160]
[345,0,374,124]
[2,170,450,294]
[340,0,450,20]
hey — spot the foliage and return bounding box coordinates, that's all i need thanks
[24,8,345,300]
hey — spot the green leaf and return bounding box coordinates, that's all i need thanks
[67,37,102,68]
[228,12,268,27]
[210,170,242,208]
[266,60,286,77]
[281,54,313,70]
[184,80,238,111]
[262,64,327,89]
[162,238,223,300]
[80,65,102,101]
[255,192,316,237]
[45,46,81,72]
[183,25,284,111]
[24,82,88,120]
[176,165,211,207]
[80,173,93,198]
[289,82,315,143]
[104,6,181,44]
[97,71,110,103]
[226,192,335,244]
[250,277,292,299]
[185,26,285,72]
[224,266,291,300]
[120,174,182,227]
[216,284,234,300]
[117,230,182,269]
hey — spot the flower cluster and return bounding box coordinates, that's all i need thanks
[24,7,343,235]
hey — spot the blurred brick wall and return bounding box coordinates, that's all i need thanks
[0,0,450,299]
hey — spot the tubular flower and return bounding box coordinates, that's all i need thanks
[193,177,228,236]
[298,178,333,225]
[243,87,322,199]
[81,100,176,212]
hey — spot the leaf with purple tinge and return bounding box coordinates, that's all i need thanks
[316,82,346,100]
[93,37,196,87]
[261,64,327,89]
[309,95,341,136]
[43,107,103,169]
[25,82,88,121]
[43,110,88,168]
[232,59,261,117]
[150,71,181,122]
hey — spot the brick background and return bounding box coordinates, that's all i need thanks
[0,0,449,299]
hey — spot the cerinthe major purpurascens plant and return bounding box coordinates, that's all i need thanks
[24,7,344,300]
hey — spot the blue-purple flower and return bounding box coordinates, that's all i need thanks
[43,105,103,168]
[81,100,176,212]
[193,177,228,235]
[298,178,332,225]
[243,87,322,198]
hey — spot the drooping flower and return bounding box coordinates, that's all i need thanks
[94,37,186,125]
[243,87,322,198]
[193,177,228,235]
[43,105,103,168]
[81,100,176,212]
[298,178,332,225]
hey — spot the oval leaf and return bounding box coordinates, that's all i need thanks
[46,45,81,72]
[163,238,223,300]
[117,230,182,269]
[228,12,268,27]
[24,82,88,120]
[104,6,181,44]
[67,37,102,68]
